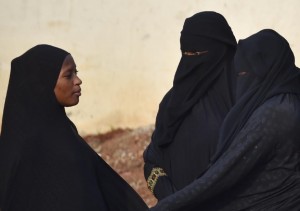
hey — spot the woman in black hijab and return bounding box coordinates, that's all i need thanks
[143,11,237,200]
[0,45,148,211]
[150,29,300,211]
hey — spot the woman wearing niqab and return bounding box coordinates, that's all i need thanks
[143,11,237,200]
[150,29,300,210]
[0,45,148,211]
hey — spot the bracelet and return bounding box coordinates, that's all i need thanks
[147,167,167,193]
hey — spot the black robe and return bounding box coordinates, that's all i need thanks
[143,11,236,200]
[150,30,300,210]
[0,45,148,211]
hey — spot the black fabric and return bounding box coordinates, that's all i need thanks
[214,29,300,160]
[153,11,236,147]
[150,29,300,210]
[0,45,148,211]
[143,11,236,199]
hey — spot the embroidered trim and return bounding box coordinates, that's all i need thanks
[147,167,167,193]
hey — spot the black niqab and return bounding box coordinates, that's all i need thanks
[150,29,300,211]
[214,29,300,160]
[144,11,237,196]
[0,45,148,211]
[153,11,236,147]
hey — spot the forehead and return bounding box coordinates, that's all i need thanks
[60,55,76,72]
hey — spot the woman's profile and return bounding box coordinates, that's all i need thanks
[0,44,148,211]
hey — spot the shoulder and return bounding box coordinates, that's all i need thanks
[252,94,300,132]
[258,94,300,117]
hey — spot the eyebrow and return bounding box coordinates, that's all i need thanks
[63,65,77,72]
[61,69,75,77]
[63,69,73,73]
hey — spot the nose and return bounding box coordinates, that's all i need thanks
[75,75,82,85]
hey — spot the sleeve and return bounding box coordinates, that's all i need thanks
[144,138,177,200]
[150,102,296,211]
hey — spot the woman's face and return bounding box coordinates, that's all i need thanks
[54,54,82,107]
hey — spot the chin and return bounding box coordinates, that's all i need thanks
[64,100,80,107]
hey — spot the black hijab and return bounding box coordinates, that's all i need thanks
[213,29,300,160]
[152,11,236,147]
[0,45,147,211]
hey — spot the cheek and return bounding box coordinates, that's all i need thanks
[54,82,70,103]
[56,82,71,94]
[54,86,64,102]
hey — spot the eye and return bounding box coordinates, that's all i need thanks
[65,74,72,79]
[64,69,78,79]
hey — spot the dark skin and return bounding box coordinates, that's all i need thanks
[54,54,82,107]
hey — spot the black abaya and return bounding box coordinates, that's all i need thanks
[150,29,300,211]
[0,45,148,211]
[143,11,236,200]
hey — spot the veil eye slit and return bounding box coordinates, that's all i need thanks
[238,71,248,76]
[183,51,208,56]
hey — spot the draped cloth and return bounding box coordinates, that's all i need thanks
[143,11,236,199]
[0,45,148,211]
[150,29,300,210]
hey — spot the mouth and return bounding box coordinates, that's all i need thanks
[73,88,81,96]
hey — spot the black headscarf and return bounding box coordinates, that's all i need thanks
[213,29,300,161]
[152,11,237,147]
[0,45,147,211]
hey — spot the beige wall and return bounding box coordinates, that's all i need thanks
[1,0,300,135]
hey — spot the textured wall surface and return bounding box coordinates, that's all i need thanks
[1,0,300,134]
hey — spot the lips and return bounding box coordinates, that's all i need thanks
[73,88,81,96]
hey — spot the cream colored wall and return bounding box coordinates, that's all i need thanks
[1,0,299,135]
